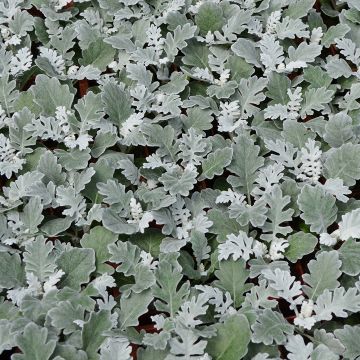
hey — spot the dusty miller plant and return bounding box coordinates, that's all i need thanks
[1,0,360,359]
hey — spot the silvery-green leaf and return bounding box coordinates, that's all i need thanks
[31,75,74,115]
[251,309,293,345]
[214,259,252,308]
[284,232,317,263]
[108,240,141,275]
[9,10,34,36]
[322,24,350,47]
[102,209,138,235]
[75,91,104,126]
[266,73,290,104]
[275,17,309,39]
[231,38,261,67]
[227,134,264,199]
[0,75,19,114]
[225,55,254,82]
[206,314,251,360]
[159,72,188,95]
[21,196,44,234]
[207,81,238,99]
[338,208,360,241]
[118,289,153,329]
[118,158,140,185]
[37,151,66,185]
[324,144,360,186]
[325,57,353,79]
[300,87,334,118]
[282,120,315,149]
[238,77,267,119]
[195,3,225,35]
[261,185,294,242]
[259,34,284,72]
[314,287,360,321]
[313,329,345,356]
[0,319,16,353]
[324,112,354,148]
[288,42,321,64]
[82,310,113,358]
[190,231,210,266]
[142,124,179,161]
[159,167,197,197]
[137,348,167,360]
[41,218,72,237]
[97,179,132,208]
[302,251,342,299]
[160,237,187,253]
[24,236,55,282]
[297,185,337,233]
[69,65,101,81]
[153,259,189,317]
[0,252,25,288]
[9,108,36,155]
[312,344,338,360]
[338,83,360,112]
[81,226,118,274]
[100,338,132,360]
[91,132,118,158]
[339,239,360,276]
[208,209,243,242]
[303,65,332,89]
[48,300,85,335]
[55,148,91,171]
[284,0,316,19]
[199,147,232,181]
[334,325,360,360]
[127,63,154,88]
[56,248,96,290]
[13,323,56,360]
[164,23,197,61]
[182,40,210,68]
[285,335,313,360]
[52,346,88,360]
[80,39,116,72]
[102,82,133,128]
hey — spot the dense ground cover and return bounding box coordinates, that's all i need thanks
[1,0,360,359]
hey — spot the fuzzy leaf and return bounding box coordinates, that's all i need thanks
[252,309,293,345]
[102,82,133,128]
[284,232,318,263]
[297,185,337,233]
[214,259,252,308]
[334,326,360,360]
[314,287,360,321]
[199,147,233,181]
[195,3,225,35]
[0,253,25,289]
[119,289,153,329]
[339,239,360,275]
[228,135,264,198]
[153,260,190,317]
[207,314,251,360]
[56,248,96,290]
[324,144,360,186]
[81,226,118,274]
[82,310,112,359]
[80,39,116,72]
[31,75,74,115]
[159,167,197,196]
[13,323,56,360]
[302,251,342,299]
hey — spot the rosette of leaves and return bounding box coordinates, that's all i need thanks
[0,0,360,359]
